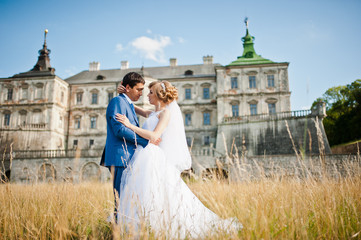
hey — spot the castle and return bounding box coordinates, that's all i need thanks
[0,21,331,183]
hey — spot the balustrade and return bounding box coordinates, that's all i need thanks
[6,149,103,159]
[224,110,312,123]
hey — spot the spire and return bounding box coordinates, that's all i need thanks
[30,29,55,73]
[241,17,257,58]
[228,17,274,66]
[13,29,56,78]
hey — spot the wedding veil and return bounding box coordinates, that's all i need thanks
[159,100,192,172]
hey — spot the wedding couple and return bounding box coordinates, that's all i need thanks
[101,72,241,238]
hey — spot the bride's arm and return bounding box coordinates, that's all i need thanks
[134,105,152,118]
[116,110,170,142]
[117,84,152,118]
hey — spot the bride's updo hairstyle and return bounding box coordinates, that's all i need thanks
[149,81,178,104]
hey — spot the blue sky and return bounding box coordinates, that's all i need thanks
[1,0,360,110]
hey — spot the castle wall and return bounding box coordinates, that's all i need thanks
[9,153,110,183]
[8,153,358,183]
[228,154,360,181]
[216,114,331,157]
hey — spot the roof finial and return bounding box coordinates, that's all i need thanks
[44,29,48,47]
[244,17,249,29]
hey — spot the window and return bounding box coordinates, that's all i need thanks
[186,137,192,147]
[36,87,43,99]
[89,139,94,147]
[90,117,97,129]
[185,113,192,126]
[73,140,78,148]
[249,76,256,88]
[204,136,210,146]
[33,110,42,124]
[268,103,276,114]
[22,88,28,99]
[267,75,275,87]
[185,70,193,76]
[61,92,64,103]
[232,104,239,117]
[7,88,13,101]
[59,116,63,128]
[203,112,210,125]
[19,111,27,125]
[203,87,210,99]
[91,93,98,104]
[185,88,191,100]
[75,117,81,129]
[231,77,238,89]
[76,92,83,104]
[108,92,114,103]
[96,75,105,80]
[250,104,257,115]
[4,113,10,126]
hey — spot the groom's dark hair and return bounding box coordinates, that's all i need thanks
[122,72,145,88]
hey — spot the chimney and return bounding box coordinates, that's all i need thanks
[121,61,129,70]
[203,55,213,65]
[89,61,100,71]
[169,58,177,67]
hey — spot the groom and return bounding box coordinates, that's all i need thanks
[100,72,149,216]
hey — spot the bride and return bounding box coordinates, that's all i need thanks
[115,81,241,238]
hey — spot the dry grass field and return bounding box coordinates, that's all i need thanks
[1,163,361,240]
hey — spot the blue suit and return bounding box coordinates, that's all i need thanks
[101,93,149,167]
[100,94,148,217]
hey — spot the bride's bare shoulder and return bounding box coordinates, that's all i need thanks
[157,109,170,119]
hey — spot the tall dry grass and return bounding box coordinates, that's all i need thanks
[0,183,114,239]
[1,171,360,239]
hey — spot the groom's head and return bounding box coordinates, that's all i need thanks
[122,72,145,101]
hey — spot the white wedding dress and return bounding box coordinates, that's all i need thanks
[118,102,242,239]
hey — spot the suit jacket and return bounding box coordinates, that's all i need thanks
[100,94,149,167]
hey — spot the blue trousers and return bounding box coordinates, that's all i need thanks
[107,166,126,217]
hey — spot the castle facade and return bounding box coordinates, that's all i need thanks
[0,24,330,182]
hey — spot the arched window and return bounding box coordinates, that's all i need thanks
[96,75,106,80]
[81,162,101,182]
[38,163,56,182]
[184,70,193,76]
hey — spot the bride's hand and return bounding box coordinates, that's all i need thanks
[115,114,131,128]
[117,83,126,94]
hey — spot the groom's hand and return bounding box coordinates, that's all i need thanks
[150,138,162,146]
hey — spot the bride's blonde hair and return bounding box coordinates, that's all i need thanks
[149,81,178,104]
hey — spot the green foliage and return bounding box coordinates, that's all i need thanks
[312,79,361,146]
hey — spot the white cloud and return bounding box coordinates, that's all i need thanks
[115,43,123,52]
[130,35,171,63]
[146,29,152,34]
[178,37,185,43]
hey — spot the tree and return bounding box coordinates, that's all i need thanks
[312,79,361,146]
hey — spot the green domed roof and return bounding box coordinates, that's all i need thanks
[228,18,274,66]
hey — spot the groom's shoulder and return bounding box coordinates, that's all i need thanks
[109,94,125,104]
